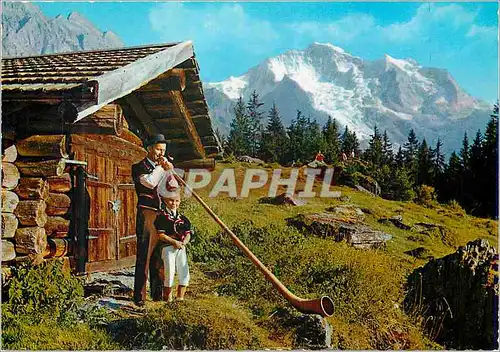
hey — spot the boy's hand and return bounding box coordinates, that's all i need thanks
[173,240,183,249]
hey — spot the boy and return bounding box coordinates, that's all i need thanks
[153,185,192,302]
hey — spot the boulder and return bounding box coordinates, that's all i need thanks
[326,205,365,222]
[287,213,391,249]
[404,239,499,350]
[269,308,332,350]
[295,314,332,349]
[259,193,307,206]
[404,247,432,259]
[237,155,265,165]
[378,215,412,230]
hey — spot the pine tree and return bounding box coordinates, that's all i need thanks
[458,132,472,208]
[341,126,360,157]
[286,110,309,163]
[402,129,419,184]
[430,138,445,177]
[246,91,265,157]
[226,97,251,156]
[260,102,288,163]
[403,129,419,164]
[381,130,394,165]
[416,139,433,186]
[305,118,325,160]
[322,116,341,163]
[481,104,499,217]
[442,151,462,202]
[364,125,383,167]
[395,146,405,168]
[468,130,484,213]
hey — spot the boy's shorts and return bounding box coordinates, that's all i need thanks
[161,245,190,287]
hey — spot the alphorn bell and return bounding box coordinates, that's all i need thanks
[172,172,334,317]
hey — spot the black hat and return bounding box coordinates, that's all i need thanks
[144,134,169,148]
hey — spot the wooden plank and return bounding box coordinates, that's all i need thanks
[85,255,135,273]
[124,93,160,135]
[138,69,186,92]
[87,228,116,262]
[168,91,206,158]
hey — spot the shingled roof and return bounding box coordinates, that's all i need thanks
[2,42,221,160]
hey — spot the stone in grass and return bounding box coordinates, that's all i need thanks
[378,215,412,231]
[269,307,332,350]
[259,193,307,206]
[326,204,365,222]
[295,314,332,350]
[404,247,432,259]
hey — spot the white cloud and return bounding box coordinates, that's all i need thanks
[149,3,278,53]
[466,25,497,40]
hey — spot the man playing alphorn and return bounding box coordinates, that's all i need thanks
[132,134,174,306]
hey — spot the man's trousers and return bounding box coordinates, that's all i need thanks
[133,207,164,303]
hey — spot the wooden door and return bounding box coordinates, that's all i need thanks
[71,134,146,272]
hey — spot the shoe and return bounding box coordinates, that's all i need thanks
[134,300,145,307]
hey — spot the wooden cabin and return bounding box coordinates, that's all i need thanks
[1,42,221,273]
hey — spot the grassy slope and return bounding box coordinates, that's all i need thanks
[173,161,498,349]
[3,161,496,350]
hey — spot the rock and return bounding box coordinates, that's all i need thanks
[414,222,457,247]
[357,174,381,196]
[84,268,135,298]
[287,213,391,249]
[339,195,351,202]
[355,184,376,197]
[268,308,332,350]
[326,205,365,222]
[404,239,499,350]
[295,314,332,349]
[237,155,265,165]
[404,247,432,259]
[259,193,307,206]
[378,215,412,230]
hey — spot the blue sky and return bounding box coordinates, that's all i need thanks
[36,2,498,103]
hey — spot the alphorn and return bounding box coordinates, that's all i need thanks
[173,172,334,317]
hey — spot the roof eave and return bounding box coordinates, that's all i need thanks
[74,41,194,123]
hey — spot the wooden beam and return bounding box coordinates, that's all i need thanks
[124,93,160,136]
[168,90,206,159]
[138,69,186,92]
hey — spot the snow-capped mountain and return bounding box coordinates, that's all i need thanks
[204,43,491,154]
[2,2,123,57]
